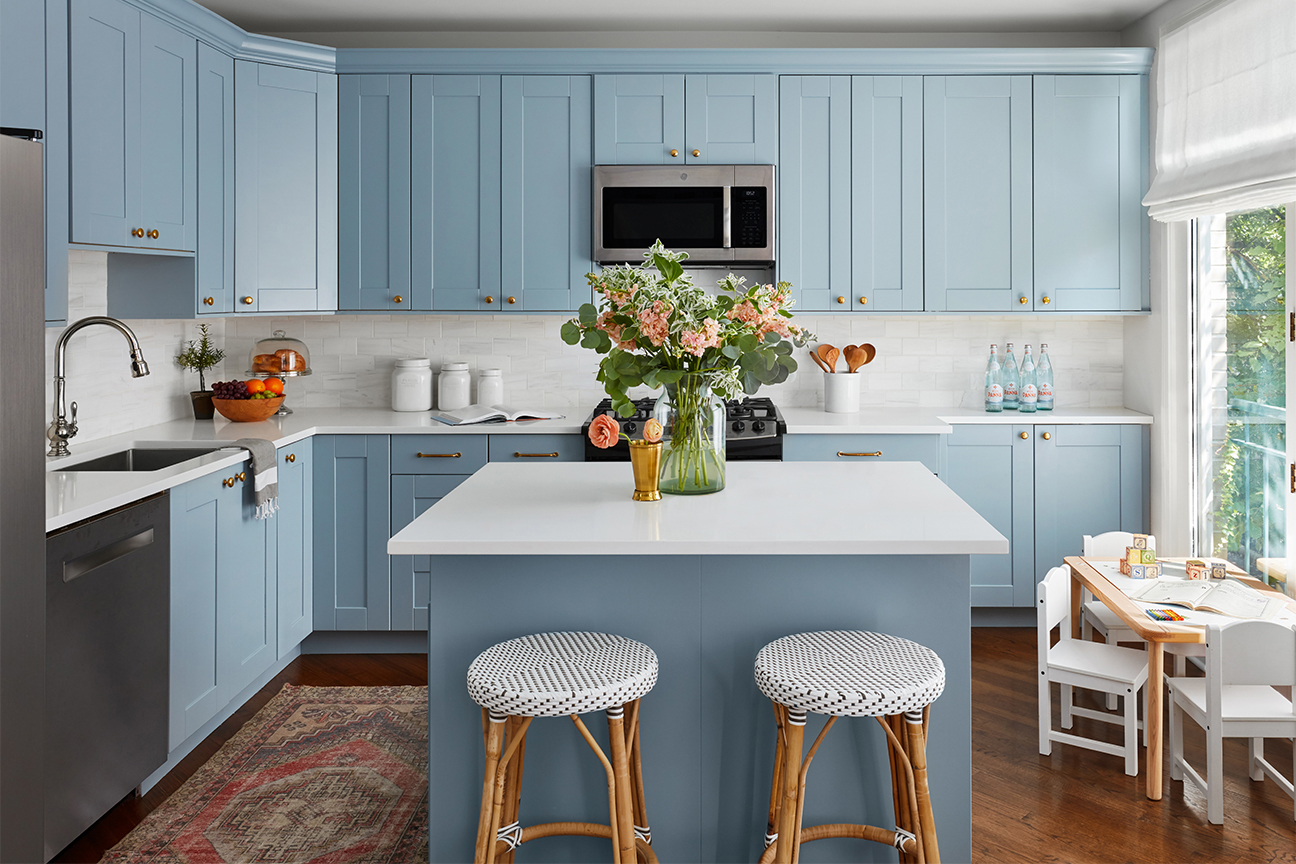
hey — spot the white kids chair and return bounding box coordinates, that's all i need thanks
[1167,620,1296,825]
[1038,564,1149,776]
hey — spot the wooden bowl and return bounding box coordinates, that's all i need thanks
[213,396,284,422]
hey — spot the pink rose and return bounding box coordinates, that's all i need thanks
[588,413,620,449]
[643,418,663,444]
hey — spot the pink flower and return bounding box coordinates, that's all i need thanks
[643,418,663,444]
[638,300,672,347]
[680,318,721,357]
[588,414,620,449]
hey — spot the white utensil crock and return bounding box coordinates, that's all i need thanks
[823,371,861,413]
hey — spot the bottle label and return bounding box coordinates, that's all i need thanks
[1004,381,1018,399]
[1022,384,1038,403]
[986,384,1003,404]
[1038,383,1053,399]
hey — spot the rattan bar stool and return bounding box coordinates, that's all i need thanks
[754,630,947,864]
[466,631,659,864]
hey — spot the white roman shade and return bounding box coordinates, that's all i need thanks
[1142,0,1296,222]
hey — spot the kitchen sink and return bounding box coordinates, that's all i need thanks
[59,447,235,472]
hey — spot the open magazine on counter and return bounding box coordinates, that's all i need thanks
[430,405,564,426]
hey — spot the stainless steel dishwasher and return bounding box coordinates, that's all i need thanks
[44,493,169,860]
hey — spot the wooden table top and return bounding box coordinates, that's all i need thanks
[1063,556,1296,644]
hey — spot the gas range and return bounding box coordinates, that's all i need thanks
[582,396,786,461]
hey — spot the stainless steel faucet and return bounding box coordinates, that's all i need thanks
[47,316,150,456]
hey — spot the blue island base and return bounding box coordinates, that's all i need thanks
[426,554,971,863]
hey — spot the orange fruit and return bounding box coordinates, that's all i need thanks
[263,377,284,395]
[245,378,266,395]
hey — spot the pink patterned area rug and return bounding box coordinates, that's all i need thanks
[101,685,428,864]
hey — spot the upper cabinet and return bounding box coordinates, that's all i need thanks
[0,0,46,129]
[70,0,196,252]
[234,61,338,313]
[594,73,775,165]
[196,43,234,315]
[924,75,1033,313]
[500,75,591,311]
[1033,75,1147,312]
[339,74,411,312]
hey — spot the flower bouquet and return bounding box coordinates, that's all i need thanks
[564,242,812,494]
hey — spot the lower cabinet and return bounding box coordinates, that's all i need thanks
[782,433,941,474]
[942,423,1148,607]
[169,461,276,750]
[276,439,313,656]
[313,435,391,630]
[390,474,471,630]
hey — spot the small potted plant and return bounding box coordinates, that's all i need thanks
[177,323,225,419]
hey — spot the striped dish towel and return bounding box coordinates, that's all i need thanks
[234,437,278,519]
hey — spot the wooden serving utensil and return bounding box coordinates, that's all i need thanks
[844,345,868,373]
[858,343,877,365]
[815,344,840,373]
[807,347,831,373]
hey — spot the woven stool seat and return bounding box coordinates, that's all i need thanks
[755,630,945,718]
[467,631,658,718]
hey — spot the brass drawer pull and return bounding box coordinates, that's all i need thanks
[416,452,461,458]
[514,452,559,458]
[838,451,882,457]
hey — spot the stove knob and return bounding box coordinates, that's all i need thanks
[625,421,638,435]
[732,420,746,433]
[752,420,766,433]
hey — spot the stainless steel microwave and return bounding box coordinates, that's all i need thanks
[593,164,775,264]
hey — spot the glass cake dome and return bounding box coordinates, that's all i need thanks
[246,330,312,378]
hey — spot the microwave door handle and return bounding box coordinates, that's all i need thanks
[723,186,732,248]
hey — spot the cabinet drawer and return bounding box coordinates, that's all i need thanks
[488,434,584,462]
[408,474,471,500]
[782,434,940,472]
[391,435,488,474]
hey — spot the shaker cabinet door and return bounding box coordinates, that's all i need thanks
[412,75,502,312]
[196,42,234,315]
[684,74,776,164]
[924,76,1033,312]
[276,439,313,656]
[313,435,392,630]
[137,13,196,252]
[339,74,412,311]
[593,74,685,165]
[218,461,276,701]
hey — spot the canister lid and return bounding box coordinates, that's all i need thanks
[395,357,431,367]
[480,368,502,377]
[443,361,469,371]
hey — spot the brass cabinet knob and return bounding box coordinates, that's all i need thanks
[670,149,679,157]
[393,295,403,304]
[131,228,144,238]
[859,296,867,305]
[147,229,159,239]
[484,296,494,304]
[236,471,246,482]
[507,296,516,304]
[1042,432,1051,440]
[1041,296,1051,305]
[836,296,845,304]
[1019,296,1028,305]
[203,296,214,306]
[242,296,254,305]
[286,453,295,463]
[692,149,700,157]
[222,477,234,488]
[1020,431,1029,439]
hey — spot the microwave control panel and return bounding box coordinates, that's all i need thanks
[733,187,767,249]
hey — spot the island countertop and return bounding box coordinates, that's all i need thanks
[387,460,1008,556]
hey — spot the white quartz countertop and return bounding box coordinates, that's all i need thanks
[387,461,1009,556]
[779,406,1152,434]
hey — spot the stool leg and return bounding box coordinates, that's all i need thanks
[773,709,807,864]
[487,717,533,864]
[475,712,507,864]
[608,705,638,864]
[905,710,940,864]
[572,714,624,864]
[765,703,787,850]
[885,714,909,864]
[626,699,652,859]
[501,715,528,864]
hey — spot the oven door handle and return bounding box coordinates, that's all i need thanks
[723,186,732,248]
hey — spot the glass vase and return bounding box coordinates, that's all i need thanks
[652,374,726,495]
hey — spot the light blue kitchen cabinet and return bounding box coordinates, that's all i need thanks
[276,439,313,657]
[70,0,196,251]
[782,433,941,474]
[1034,75,1147,312]
[389,474,471,631]
[313,435,391,630]
[234,61,338,313]
[778,76,850,313]
[0,0,46,130]
[411,75,501,312]
[339,74,411,312]
[593,74,685,164]
[486,434,584,462]
[169,460,275,749]
[1033,424,1147,582]
[942,425,1035,607]
[684,74,777,164]
[501,75,591,312]
[924,76,1033,313]
[391,434,489,474]
[853,76,923,312]
[196,42,233,315]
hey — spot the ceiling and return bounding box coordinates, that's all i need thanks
[196,0,1170,35]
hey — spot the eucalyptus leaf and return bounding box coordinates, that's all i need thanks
[578,303,598,325]
[560,321,581,345]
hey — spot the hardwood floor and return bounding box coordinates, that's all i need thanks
[54,633,1295,863]
[51,653,427,864]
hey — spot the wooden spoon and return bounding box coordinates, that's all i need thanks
[814,343,836,372]
[844,345,868,373]
[815,344,840,373]
[858,343,877,366]
[807,347,831,373]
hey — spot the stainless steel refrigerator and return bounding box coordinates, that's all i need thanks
[0,128,49,864]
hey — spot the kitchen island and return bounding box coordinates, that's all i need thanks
[389,460,1006,863]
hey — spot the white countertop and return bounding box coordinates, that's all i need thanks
[780,406,1152,434]
[935,407,1153,425]
[387,461,1008,556]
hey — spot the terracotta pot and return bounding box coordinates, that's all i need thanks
[212,396,284,422]
[190,390,215,420]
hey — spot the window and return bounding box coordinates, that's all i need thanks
[1193,207,1287,578]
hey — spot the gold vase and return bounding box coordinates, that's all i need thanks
[628,440,662,501]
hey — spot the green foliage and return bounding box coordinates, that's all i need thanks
[176,323,225,391]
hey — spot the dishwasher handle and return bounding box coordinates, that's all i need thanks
[62,527,154,583]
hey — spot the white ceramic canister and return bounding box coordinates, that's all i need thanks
[823,371,861,414]
[477,368,504,407]
[391,358,433,412]
[438,361,471,411]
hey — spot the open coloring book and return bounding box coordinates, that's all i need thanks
[1132,578,1284,620]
